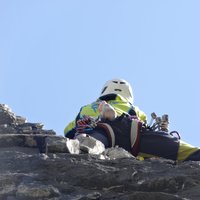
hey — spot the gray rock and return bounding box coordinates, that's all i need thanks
[66,138,80,154]
[16,182,60,199]
[15,116,27,125]
[0,103,200,200]
[101,146,135,160]
[45,136,68,153]
[0,104,16,125]
[0,104,55,136]
[77,134,105,155]
[1,144,200,199]
[0,124,18,134]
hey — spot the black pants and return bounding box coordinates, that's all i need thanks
[139,131,179,160]
[139,130,200,161]
[89,116,200,161]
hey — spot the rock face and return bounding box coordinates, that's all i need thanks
[1,104,200,200]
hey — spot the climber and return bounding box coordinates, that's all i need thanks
[64,78,200,161]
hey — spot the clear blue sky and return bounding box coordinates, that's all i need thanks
[1,1,200,146]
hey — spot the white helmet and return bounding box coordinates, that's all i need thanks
[100,78,134,104]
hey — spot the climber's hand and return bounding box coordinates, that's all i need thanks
[98,101,117,121]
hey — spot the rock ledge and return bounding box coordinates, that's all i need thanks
[0,104,200,200]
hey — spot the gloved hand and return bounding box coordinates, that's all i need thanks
[98,101,117,121]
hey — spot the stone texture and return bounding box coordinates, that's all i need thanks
[77,134,106,155]
[1,146,200,200]
[66,138,81,154]
[1,103,200,200]
[102,146,134,160]
[45,136,68,153]
[0,104,16,125]
[16,183,60,199]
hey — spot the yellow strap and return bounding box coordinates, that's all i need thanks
[177,140,199,161]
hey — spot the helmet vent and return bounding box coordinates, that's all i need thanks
[101,86,108,94]
[112,81,118,83]
[114,89,122,92]
[120,81,126,84]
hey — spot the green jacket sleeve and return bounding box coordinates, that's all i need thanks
[64,102,100,138]
[134,106,147,123]
[64,120,76,138]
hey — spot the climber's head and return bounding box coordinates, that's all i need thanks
[100,78,134,104]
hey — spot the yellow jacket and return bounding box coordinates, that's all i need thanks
[64,94,147,138]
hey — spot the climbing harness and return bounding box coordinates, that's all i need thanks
[147,112,181,139]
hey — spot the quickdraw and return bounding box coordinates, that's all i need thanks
[76,115,99,133]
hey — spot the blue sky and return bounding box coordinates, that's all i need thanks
[1,1,200,146]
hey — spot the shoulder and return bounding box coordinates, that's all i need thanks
[134,106,147,122]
